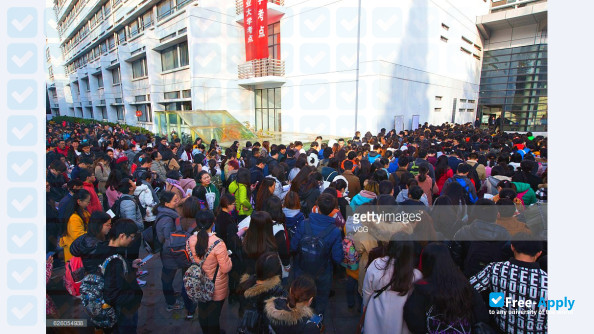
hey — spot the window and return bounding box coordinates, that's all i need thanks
[468,100,476,104]
[82,78,90,92]
[255,88,281,132]
[434,108,441,112]
[141,10,153,29]
[100,106,107,119]
[474,44,482,52]
[129,20,140,37]
[137,104,152,122]
[97,74,104,88]
[467,109,475,113]
[441,23,449,30]
[435,96,442,101]
[115,98,122,103]
[132,58,148,78]
[157,0,174,20]
[460,99,467,103]
[117,29,126,44]
[473,54,481,60]
[112,67,121,84]
[462,36,473,45]
[135,95,146,102]
[459,109,465,113]
[268,22,281,59]
[108,36,116,50]
[161,42,189,71]
[461,47,471,55]
[440,36,448,43]
[116,106,125,120]
[103,1,111,16]
[182,89,191,98]
[164,91,180,99]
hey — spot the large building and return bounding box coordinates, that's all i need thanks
[45,0,546,140]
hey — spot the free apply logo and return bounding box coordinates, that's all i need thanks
[489,292,575,311]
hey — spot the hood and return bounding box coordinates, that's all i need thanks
[265,297,314,327]
[513,182,531,193]
[70,233,105,257]
[307,212,336,226]
[492,175,511,182]
[241,275,282,298]
[156,206,179,219]
[180,178,196,187]
[282,208,301,217]
[134,183,149,195]
[466,220,510,240]
[358,190,377,199]
[368,151,379,158]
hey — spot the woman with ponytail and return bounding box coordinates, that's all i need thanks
[59,189,91,261]
[186,210,232,330]
[265,275,321,334]
[415,165,438,206]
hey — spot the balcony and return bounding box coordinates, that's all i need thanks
[238,58,286,85]
[490,0,547,13]
[236,0,285,24]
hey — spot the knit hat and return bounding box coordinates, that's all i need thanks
[116,156,129,164]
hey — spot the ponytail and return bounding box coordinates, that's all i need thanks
[287,275,316,309]
[194,210,215,258]
[418,166,428,183]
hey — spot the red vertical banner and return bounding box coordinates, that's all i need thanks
[255,0,269,59]
[243,0,257,61]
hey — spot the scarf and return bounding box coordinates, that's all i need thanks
[166,178,187,198]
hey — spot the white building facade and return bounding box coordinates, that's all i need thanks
[46,0,493,139]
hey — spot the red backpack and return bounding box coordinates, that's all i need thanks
[64,256,85,296]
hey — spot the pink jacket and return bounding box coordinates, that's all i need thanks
[186,234,232,301]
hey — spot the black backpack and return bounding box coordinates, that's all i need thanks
[467,163,481,192]
[112,195,146,221]
[297,222,336,277]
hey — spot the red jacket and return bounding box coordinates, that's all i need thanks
[83,182,103,214]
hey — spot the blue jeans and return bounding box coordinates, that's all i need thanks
[312,268,333,316]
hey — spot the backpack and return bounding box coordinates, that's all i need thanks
[341,236,360,270]
[110,196,137,221]
[455,177,478,204]
[80,254,128,328]
[64,256,85,297]
[321,170,338,192]
[409,161,420,176]
[164,217,192,268]
[285,212,305,239]
[297,222,336,277]
[183,239,221,303]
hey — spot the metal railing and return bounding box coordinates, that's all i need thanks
[491,0,546,13]
[238,58,285,79]
[236,0,284,15]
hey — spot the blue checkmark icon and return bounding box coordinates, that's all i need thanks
[489,292,505,308]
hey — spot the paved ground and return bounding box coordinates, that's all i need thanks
[48,250,361,334]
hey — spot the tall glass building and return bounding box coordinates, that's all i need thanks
[476,0,547,132]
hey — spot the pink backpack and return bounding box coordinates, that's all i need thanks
[64,256,85,296]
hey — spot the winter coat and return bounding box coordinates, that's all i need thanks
[82,182,103,214]
[513,182,537,206]
[118,194,144,230]
[440,175,478,204]
[408,158,436,180]
[367,151,381,164]
[106,187,121,208]
[94,164,111,193]
[150,160,168,182]
[265,297,320,334]
[403,281,489,334]
[134,184,157,222]
[396,189,429,206]
[155,206,179,246]
[482,175,511,196]
[496,216,531,236]
[283,208,305,235]
[415,175,438,206]
[362,257,422,334]
[229,181,253,216]
[267,176,288,200]
[59,211,90,262]
[47,172,67,202]
[70,233,110,275]
[290,213,343,276]
[342,170,361,197]
[239,274,286,327]
[299,188,321,217]
[466,160,486,181]
[103,248,143,316]
[350,190,377,211]
[187,233,232,301]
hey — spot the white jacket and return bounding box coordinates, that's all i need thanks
[134,184,157,222]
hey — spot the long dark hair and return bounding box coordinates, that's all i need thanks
[235,167,252,198]
[255,177,276,211]
[290,165,314,191]
[63,189,91,236]
[359,159,372,178]
[88,211,111,241]
[194,210,215,258]
[435,155,450,180]
[242,211,277,259]
[263,196,286,224]
[300,171,322,193]
[417,165,429,183]
[375,232,415,296]
[288,275,316,309]
[421,243,474,324]
[105,168,123,191]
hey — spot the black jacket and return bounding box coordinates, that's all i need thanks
[250,166,265,187]
[238,275,286,331]
[404,281,489,334]
[47,172,68,202]
[265,297,321,334]
[103,248,143,316]
[298,187,320,218]
[70,233,111,275]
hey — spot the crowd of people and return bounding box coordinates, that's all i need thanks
[46,119,548,334]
